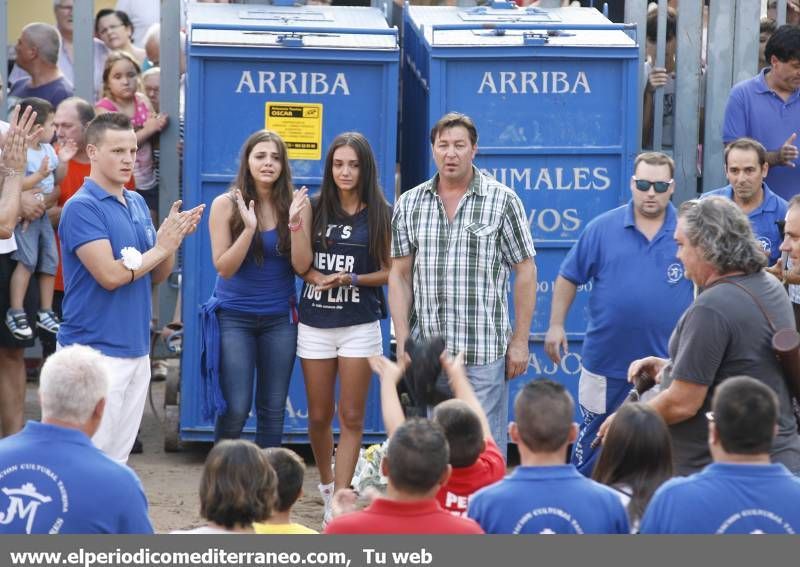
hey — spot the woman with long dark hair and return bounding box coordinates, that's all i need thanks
[290,132,391,525]
[203,130,308,448]
[592,403,673,532]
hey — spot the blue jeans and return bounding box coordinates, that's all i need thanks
[214,309,297,448]
[436,357,508,456]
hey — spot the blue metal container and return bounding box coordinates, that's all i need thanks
[180,3,399,445]
[401,3,639,418]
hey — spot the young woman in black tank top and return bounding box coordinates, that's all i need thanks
[290,132,391,524]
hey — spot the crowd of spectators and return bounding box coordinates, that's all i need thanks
[1,0,800,537]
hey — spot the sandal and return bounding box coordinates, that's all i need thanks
[151,359,168,382]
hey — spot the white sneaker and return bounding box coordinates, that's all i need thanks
[319,481,334,527]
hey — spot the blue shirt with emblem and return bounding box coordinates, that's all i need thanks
[701,183,787,265]
[559,201,694,380]
[640,462,800,534]
[467,465,629,534]
[723,68,800,200]
[58,179,156,358]
[0,421,153,534]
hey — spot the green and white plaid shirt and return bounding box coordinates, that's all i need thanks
[392,166,536,365]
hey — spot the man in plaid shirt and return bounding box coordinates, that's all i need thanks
[389,112,537,453]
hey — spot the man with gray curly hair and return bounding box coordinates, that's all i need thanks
[9,23,74,109]
[600,196,800,476]
[0,345,153,533]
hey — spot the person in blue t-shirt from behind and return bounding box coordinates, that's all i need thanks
[641,376,800,534]
[467,379,629,534]
[0,344,153,534]
[290,132,392,526]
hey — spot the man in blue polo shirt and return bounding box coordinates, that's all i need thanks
[640,376,800,534]
[723,25,800,201]
[58,113,203,463]
[0,345,153,534]
[702,138,787,265]
[467,380,628,534]
[544,152,693,476]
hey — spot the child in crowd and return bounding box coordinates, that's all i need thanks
[172,440,277,534]
[368,339,506,517]
[5,97,76,340]
[254,448,318,534]
[96,50,167,219]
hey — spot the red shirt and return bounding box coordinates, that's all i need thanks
[323,498,484,535]
[54,159,135,291]
[436,438,506,517]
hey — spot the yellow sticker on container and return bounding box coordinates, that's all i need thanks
[265,102,323,160]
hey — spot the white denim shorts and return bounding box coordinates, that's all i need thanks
[297,320,383,359]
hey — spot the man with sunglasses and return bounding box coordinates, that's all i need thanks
[545,152,693,476]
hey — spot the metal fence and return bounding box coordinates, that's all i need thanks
[630,0,780,200]
[0,0,792,209]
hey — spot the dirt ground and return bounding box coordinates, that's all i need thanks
[23,360,327,534]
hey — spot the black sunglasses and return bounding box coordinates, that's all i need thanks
[632,177,673,193]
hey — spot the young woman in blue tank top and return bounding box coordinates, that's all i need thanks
[206,130,309,448]
[290,132,391,523]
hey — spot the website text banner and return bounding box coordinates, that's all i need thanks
[0,535,790,567]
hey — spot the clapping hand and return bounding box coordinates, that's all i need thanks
[0,105,41,175]
[57,139,79,163]
[156,200,206,254]
[233,189,257,233]
[289,186,310,225]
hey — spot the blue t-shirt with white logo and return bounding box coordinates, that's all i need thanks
[701,183,787,265]
[467,465,629,534]
[559,201,693,379]
[0,421,152,534]
[58,179,157,357]
[640,462,800,534]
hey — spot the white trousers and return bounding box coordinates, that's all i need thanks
[58,344,150,464]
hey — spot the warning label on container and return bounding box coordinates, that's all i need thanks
[265,102,323,160]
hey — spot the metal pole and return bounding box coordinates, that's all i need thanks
[702,0,736,193]
[73,0,95,104]
[733,0,761,84]
[672,0,703,202]
[0,0,8,120]
[157,0,182,331]
[624,0,648,155]
[777,0,788,26]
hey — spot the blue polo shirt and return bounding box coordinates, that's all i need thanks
[0,421,153,534]
[559,201,693,380]
[640,462,800,534]
[467,465,629,534]
[702,183,788,264]
[723,68,800,200]
[58,179,156,358]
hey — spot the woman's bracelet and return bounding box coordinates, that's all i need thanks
[349,273,358,287]
[288,218,303,232]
